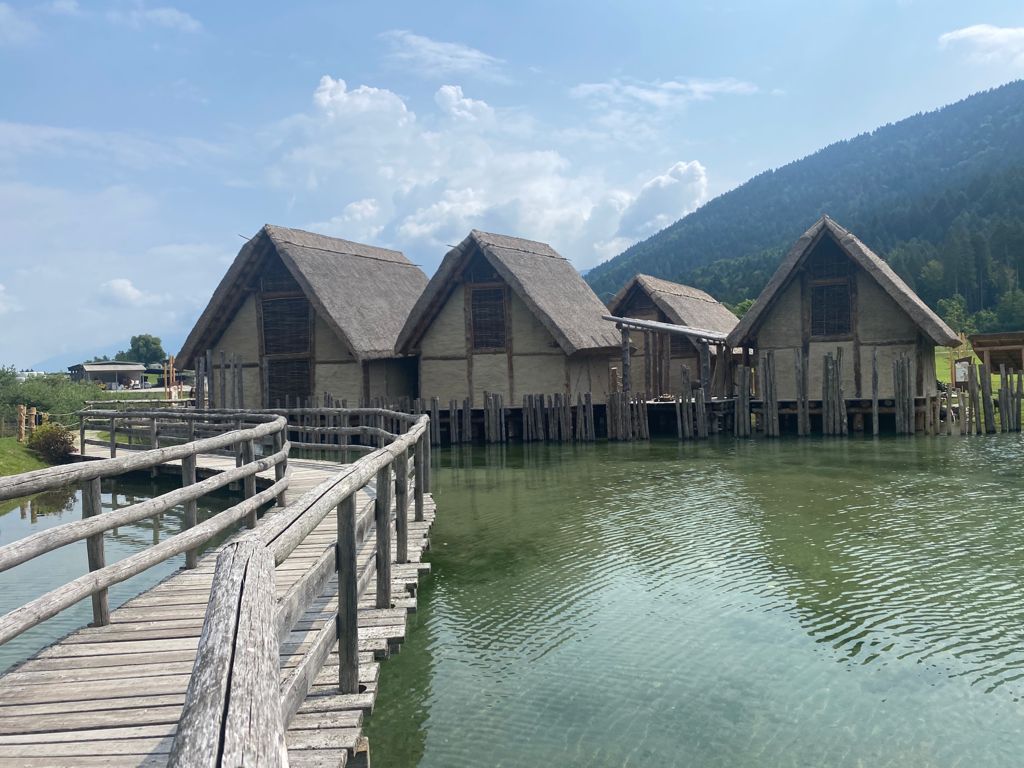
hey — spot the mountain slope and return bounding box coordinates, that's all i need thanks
[585,80,1024,331]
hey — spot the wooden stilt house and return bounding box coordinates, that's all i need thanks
[726,215,959,430]
[607,275,738,396]
[395,230,620,406]
[177,225,428,408]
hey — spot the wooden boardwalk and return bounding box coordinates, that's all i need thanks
[0,443,436,767]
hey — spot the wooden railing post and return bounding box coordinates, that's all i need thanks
[414,434,425,523]
[395,447,409,564]
[109,417,116,458]
[78,414,85,456]
[272,429,287,507]
[422,426,432,494]
[375,464,392,609]
[242,439,256,528]
[81,476,109,626]
[182,454,198,568]
[337,494,360,693]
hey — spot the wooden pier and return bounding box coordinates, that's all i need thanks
[0,407,435,767]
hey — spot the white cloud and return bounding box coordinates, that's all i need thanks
[0,121,221,170]
[107,3,202,33]
[381,30,506,81]
[269,76,713,270]
[0,3,38,45]
[435,85,495,122]
[100,278,168,307]
[939,24,1024,67]
[312,76,412,124]
[571,77,759,109]
[616,161,708,239]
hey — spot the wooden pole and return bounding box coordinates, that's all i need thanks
[375,465,392,609]
[81,476,109,626]
[395,447,409,565]
[621,328,631,394]
[337,494,359,694]
[980,363,996,434]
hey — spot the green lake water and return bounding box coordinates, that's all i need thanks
[367,436,1024,767]
[0,475,240,672]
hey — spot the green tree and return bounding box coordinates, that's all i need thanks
[731,298,755,318]
[995,289,1024,331]
[114,334,166,365]
[937,294,975,335]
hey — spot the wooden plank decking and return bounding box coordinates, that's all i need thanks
[0,445,436,767]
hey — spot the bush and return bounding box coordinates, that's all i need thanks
[27,422,77,464]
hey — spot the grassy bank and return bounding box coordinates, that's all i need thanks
[0,437,48,476]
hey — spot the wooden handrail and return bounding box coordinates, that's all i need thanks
[173,407,431,766]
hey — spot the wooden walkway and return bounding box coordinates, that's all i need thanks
[0,444,436,767]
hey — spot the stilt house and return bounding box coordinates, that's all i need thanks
[726,215,958,406]
[607,275,738,396]
[177,225,428,408]
[396,230,620,405]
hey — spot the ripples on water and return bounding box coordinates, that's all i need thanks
[0,476,240,672]
[368,436,1024,767]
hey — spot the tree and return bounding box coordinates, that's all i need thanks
[937,294,975,335]
[110,334,166,365]
[731,298,755,318]
[995,289,1024,331]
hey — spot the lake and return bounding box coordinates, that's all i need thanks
[0,474,241,672]
[367,435,1024,767]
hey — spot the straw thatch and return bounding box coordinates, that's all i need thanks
[608,274,738,336]
[397,230,619,355]
[178,225,428,364]
[727,215,959,348]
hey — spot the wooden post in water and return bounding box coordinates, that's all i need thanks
[620,328,631,395]
[337,495,359,694]
[81,476,109,626]
[979,363,996,434]
[242,439,256,528]
[871,349,879,436]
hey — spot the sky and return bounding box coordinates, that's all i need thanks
[1,1,1023,370]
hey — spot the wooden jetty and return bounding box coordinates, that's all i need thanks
[0,406,435,767]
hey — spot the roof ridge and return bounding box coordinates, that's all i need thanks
[472,230,568,261]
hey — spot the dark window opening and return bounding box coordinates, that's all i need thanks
[262,297,310,355]
[471,288,507,350]
[811,283,852,336]
[267,359,311,406]
[670,334,691,356]
[807,235,851,280]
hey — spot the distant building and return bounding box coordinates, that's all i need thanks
[177,225,428,407]
[68,361,147,388]
[727,215,958,403]
[396,230,620,405]
[607,274,738,395]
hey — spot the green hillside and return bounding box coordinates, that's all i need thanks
[585,80,1024,333]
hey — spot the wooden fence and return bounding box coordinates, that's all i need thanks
[169,408,430,767]
[0,410,289,638]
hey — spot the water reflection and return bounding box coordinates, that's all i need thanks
[0,474,248,672]
[368,437,1024,767]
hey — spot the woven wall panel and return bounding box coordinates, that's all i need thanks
[471,287,507,350]
[262,297,310,355]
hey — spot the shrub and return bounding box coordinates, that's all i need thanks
[27,422,77,464]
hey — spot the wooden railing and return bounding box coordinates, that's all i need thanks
[169,407,431,767]
[0,410,289,641]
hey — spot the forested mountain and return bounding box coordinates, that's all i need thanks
[585,80,1024,333]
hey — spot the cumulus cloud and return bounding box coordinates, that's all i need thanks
[270,76,713,270]
[571,77,758,108]
[100,278,168,307]
[381,30,507,81]
[435,85,495,122]
[107,3,202,33]
[616,161,708,239]
[939,24,1024,67]
[312,76,412,125]
[0,4,38,45]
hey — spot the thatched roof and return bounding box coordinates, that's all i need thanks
[726,216,959,348]
[608,274,738,336]
[178,225,428,364]
[397,230,619,355]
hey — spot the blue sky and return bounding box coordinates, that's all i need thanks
[1,1,1022,369]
